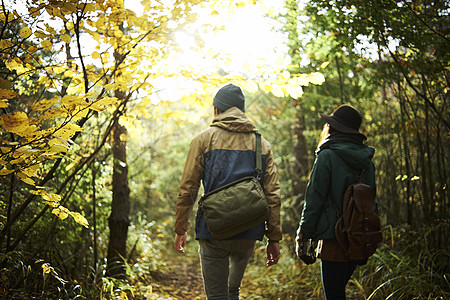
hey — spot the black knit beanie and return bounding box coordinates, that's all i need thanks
[213,83,245,112]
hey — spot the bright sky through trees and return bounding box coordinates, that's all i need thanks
[124,0,289,101]
[177,2,288,76]
[128,0,288,76]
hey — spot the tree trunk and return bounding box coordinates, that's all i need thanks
[107,113,130,278]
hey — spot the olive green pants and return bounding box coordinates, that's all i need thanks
[199,239,256,300]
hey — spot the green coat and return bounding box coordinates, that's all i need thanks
[299,142,376,241]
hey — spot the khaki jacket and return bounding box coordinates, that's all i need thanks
[175,107,282,241]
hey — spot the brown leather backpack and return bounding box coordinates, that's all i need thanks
[332,167,383,260]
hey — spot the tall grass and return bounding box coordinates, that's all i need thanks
[241,237,325,300]
[356,248,449,299]
[241,224,449,300]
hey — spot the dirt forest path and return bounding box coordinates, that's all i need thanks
[150,256,206,299]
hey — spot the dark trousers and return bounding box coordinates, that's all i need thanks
[321,260,360,300]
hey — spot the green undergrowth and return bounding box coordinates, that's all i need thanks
[2,218,447,299]
[240,224,449,300]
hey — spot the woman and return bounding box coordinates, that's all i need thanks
[296,105,376,300]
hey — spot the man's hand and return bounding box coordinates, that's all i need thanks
[174,233,187,254]
[266,241,280,267]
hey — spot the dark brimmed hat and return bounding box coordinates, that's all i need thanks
[319,105,366,139]
[213,83,245,112]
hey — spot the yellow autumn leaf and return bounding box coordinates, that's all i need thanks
[66,22,74,33]
[40,190,58,201]
[320,61,330,69]
[95,17,106,29]
[2,112,29,135]
[37,75,50,86]
[41,191,61,207]
[0,39,13,51]
[70,106,89,121]
[308,72,326,85]
[45,24,56,35]
[96,96,118,106]
[48,137,69,153]
[21,177,35,185]
[0,100,8,108]
[33,97,59,111]
[91,51,101,59]
[20,27,32,39]
[186,13,198,23]
[10,155,24,165]
[90,96,119,111]
[28,45,37,53]
[52,206,69,220]
[61,34,71,43]
[89,103,106,112]
[42,263,51,274]
[0,168,14,175]
[103,82,120,90]
[114,29,123,38]
[5,58,27,74]
[41,40,52,50]
[61,2,77,14]
[53,66,65,74]
[61,95,86,107]
[17,173,35,185]
[53,123,83,140]
[20,164,39,178]
[263,83,272,93]
[34,30,46,39]
[70,212,89,228]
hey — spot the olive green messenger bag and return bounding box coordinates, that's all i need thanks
[198,132,270,240]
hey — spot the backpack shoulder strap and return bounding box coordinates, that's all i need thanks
[346,164,365,183]
[329,152,365,217]
[255,132,262,180]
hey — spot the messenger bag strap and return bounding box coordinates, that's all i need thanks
[255,132,262,180]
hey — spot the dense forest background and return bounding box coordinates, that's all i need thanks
[0,0,448,299]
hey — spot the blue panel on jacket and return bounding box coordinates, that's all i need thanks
[203,149,266,193]
[197,148,267,241]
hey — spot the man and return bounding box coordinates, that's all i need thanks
[174,83,282,299]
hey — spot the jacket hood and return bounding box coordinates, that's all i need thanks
[210,107,256,133]
[328,142,375,170]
